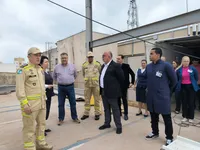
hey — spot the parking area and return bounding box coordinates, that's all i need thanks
[0,92,200,150]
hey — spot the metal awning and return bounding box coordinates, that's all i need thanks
[157,36,200,49]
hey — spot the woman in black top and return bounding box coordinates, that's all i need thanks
[40,56,54,136]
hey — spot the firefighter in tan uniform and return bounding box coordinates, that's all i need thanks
[81,51,101,120]
[16,47,53,150]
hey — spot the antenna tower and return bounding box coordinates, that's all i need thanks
[127,0,139,29]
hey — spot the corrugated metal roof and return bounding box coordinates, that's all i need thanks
[0,64,16,73]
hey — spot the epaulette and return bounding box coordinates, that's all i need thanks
[82,61,88,67]
[20,63,28,68]
[95,61,101,65]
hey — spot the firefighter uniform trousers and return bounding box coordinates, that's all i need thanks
[82,61,101,116]
[16,63,51,150]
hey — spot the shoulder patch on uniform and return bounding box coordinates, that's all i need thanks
[20,63,28,68]
[17,69,22,74]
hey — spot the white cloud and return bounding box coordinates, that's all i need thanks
[0,0,200,63]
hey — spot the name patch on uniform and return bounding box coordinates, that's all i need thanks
[188,69,193,73]
[156,71,162,77]
[29,75,37,78]
[17,69,22,74]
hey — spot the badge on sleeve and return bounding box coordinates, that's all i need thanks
[17,69,22,74]
[156,71,162,77]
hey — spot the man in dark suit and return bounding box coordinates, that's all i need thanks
[99,51,125,134]
[116,55,135,120]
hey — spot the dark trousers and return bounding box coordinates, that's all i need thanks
[175,91,181,112]
[102,89,122,128]
[181,84,195,119]
[46,97,52,120]
[150,112,173,140]
[58,84,78,121]
[195,84,200,109]
[118,88,128,115]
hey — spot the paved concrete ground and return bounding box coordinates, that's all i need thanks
[0,92,200,150]
[0,85,15,95]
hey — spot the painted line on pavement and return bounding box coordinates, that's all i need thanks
[67,144,85,150]
[0,108,20,113]
[0,105,19,109]
[0,119,22,126]
[61,117,144,150]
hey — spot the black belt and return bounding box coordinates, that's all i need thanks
[58,83,73,87]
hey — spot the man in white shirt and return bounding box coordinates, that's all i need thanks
[99,51,125,134]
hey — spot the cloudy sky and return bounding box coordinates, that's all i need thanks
[0,0,200,63]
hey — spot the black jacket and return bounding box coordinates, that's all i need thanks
[45,71,54,99]
[100,60,125,98]
[121,63,135,88]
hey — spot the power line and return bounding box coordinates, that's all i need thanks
[47,0,200,59]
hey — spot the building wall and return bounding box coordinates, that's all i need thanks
[42,48,58,72]
[0,73,15,85]
[0,64,16,73]
[57,31,117,88]
[14,57,25,69]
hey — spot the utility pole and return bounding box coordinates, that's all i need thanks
[85,0,93,54]
[186,0,190,36]
[127,0,139,29]
[45,42,54,71]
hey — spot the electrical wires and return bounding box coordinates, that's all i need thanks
[47,0,200,59]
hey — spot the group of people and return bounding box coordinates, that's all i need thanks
[16,46,200,150]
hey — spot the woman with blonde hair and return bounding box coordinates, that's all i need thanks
[176,56,199,123]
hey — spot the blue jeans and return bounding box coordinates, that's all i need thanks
[58,84,78,120]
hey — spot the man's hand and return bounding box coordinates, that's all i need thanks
[133,84,136,91]
[47,85,53,89]
[129,83,133,88]
[23,104,32,115]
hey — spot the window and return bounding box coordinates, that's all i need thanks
[55,58,58,65]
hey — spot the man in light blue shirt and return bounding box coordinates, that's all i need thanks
[53,52,80,125]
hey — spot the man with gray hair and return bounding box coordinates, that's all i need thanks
[99,51,124,134]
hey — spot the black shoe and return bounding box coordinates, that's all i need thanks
[116,128,122,134]
[45,132,47,136]
[136,111,142,116]
[95,115,100,120]
[57,120,64,126]
[99,124,111,130]
[144,114,149,118]
[45,129,51,132]
[124,115,128,121]
[73,118,81,124]
[165,139,173,146]
[145,133,159,140]
[81,115,89,120]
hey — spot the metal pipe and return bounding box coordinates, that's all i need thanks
[85,0,93,53]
